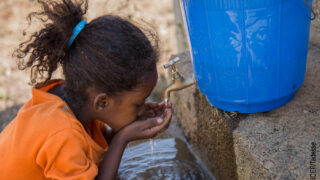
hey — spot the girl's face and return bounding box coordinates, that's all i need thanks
[94,70,158,132]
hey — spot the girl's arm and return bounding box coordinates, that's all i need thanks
[96,105,173,180]
[95,131,127,180]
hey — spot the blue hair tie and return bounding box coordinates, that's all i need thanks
[68,20,87,48]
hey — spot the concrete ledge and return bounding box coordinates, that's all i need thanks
[169,44,320,179]
[233,44,320,179]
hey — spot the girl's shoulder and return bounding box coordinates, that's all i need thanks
[15,79,85,137]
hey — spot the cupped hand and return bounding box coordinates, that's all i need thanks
[119,102,173,143]
[136,101,170,120]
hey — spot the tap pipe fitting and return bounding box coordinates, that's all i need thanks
[163,57,196,103]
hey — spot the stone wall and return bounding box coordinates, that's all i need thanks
[310,0,320,46]
[169,47,320,179]
[168,52,240,180]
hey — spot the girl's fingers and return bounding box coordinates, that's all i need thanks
[156,101,167,114]
[145,108,173,135]
[160,101,172,111]
[163,108,173,126]
[147,110,155,117]
[158,101,165,107]
[145,101,159,109]
[161,107,173,130]
[143,117,163,129]
[145,101,172,114]
[146,101,172,110]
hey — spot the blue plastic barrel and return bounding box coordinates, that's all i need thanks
[180,0,313,113]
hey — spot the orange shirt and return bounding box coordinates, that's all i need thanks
[0,80,108,179]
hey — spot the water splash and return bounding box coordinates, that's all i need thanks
[116,138,214,180]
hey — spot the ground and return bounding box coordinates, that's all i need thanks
[0,0,177,130]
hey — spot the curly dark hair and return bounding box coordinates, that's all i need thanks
[13,0,159,107]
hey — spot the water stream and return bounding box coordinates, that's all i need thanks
[116,116,215,180]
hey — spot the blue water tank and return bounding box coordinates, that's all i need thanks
[180,0,313,113]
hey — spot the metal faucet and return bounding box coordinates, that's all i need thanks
[163,57,196,103]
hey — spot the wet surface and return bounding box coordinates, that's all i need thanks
[116,113,214,180]
[117,138,214,180]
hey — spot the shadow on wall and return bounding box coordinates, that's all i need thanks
[0,104,22,132]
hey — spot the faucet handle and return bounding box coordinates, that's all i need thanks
[163,57,181,70]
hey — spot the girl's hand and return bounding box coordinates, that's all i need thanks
[136,101,167,120]
[119,103,173,143]
[96,102,173,180]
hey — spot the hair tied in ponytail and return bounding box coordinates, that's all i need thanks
[68,20,87,48]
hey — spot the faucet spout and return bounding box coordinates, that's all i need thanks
[163,57,196,103]
[164,76,195,103]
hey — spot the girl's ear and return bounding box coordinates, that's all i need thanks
[93,93,110,111]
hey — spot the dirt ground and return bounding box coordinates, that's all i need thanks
[0,0,178,130]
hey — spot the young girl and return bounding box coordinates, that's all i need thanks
[0,0,173,179]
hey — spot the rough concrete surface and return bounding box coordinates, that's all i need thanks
[233,44,320,180]
[310,0,320,46]
[169,52,240,180]
[169,43,320,179]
